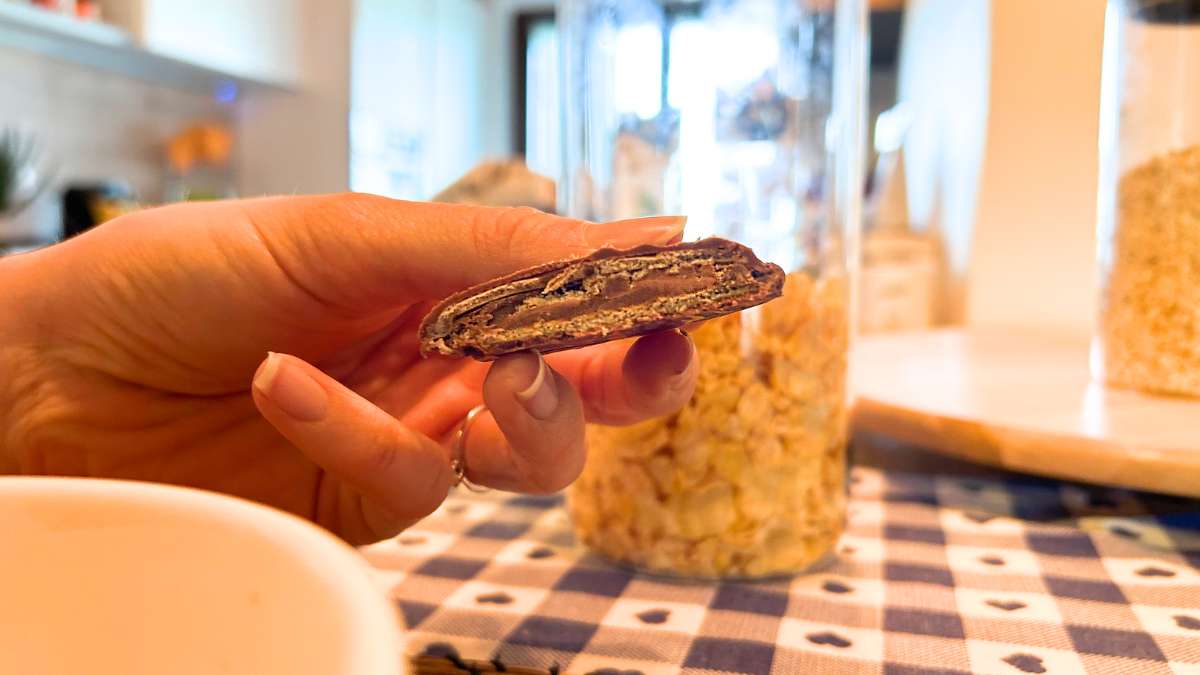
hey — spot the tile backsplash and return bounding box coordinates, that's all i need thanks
[0,46,233,241]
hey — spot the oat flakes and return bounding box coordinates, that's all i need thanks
[567,272,849,578]
[1101,144,1200,397]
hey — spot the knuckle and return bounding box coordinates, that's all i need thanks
[326,191,388,218]
[470,206,574,262]
[364,436,451,521]
[4,358,88,475]
[365,436,401,476]
[469,215,520,262]
[309,192,393,237]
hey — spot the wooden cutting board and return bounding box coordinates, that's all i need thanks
[851,329,1200,498]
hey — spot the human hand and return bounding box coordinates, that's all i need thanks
[0,194,697,544]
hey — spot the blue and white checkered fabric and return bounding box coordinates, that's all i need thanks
[364,435,1200,675]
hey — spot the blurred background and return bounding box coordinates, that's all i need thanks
[0,0,1103,336]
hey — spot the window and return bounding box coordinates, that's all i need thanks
[351,0,485,200]
[522,14,560,181]
[518,7,905,187]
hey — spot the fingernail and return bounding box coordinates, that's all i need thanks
[584,215,687,249]
[514,352,558,420]
[253,352,329,422]
[665,331,695,385]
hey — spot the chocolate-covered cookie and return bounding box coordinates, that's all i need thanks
[419,237,785,360]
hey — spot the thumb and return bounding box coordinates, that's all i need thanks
[250,351,454,544]
[240,193,686,312]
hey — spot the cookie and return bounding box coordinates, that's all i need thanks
[419,237,785,360]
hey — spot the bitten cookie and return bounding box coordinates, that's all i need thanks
[419,237,785,360]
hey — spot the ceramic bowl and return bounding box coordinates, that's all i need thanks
[0,477,404,675]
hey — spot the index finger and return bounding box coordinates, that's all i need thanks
[240,194,687,313]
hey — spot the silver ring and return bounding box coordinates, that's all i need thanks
[450,404,490,493]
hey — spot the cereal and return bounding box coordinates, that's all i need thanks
[567,272,849,578]
[1100,145,1200,397]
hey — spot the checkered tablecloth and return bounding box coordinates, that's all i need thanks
[361,434,1200,675]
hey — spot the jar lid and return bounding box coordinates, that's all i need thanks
[1135,0,1200,23]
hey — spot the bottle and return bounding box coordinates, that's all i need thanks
[559,0,867,578]
[1095,0,1200,397]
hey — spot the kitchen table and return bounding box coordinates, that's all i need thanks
[362,434,1200,675]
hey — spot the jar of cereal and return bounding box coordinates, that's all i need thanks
[558,0,867,578]
[1096,0,1200,397]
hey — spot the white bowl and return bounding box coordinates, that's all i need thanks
[0,477,404,675]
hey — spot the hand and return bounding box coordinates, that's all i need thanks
[0,194,697,544]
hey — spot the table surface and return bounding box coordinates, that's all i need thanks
[852,329,1200,498]
[362,435,1200,675]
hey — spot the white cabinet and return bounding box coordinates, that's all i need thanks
[99,0,301,87]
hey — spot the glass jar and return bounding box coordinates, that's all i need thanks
[559,0,867,578]
[1095,0,1200,397]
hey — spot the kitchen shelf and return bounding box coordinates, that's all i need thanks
[0,1,292,93]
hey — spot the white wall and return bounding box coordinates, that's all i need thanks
[236,0,351,196]
[967,0,1105,333]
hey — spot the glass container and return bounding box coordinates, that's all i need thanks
[1095,0,1200,397]
[559,0,867,578]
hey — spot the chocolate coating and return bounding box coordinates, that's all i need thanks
[418,237,785,360]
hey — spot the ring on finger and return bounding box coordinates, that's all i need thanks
[450,404,490,493]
